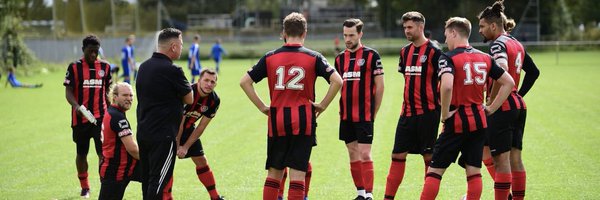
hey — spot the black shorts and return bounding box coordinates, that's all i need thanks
[392,110,440,154]
[339,121,374,144]
[72,121,102,156]
[99,179,130,200]
[266,135,315,172]
[180,127,205,158]
[430,128,486,169]
[487,109,526,156]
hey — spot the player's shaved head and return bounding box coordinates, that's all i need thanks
[283,12,307,37]
[402,11,425,25]
[445,17,472,38]
[158,28,182,47]
[343,18,364,33]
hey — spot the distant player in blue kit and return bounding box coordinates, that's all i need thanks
[121,35,135,83]
[189,34,202,83]
[5,67,43,88]
[210,38,226,73]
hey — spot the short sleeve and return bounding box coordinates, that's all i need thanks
[110,114,133,138]
[437,54,454,78]
[104,63,113,91]
[398,48,405,73]
[315,54,335,82]
[247,56,268,83]
[63,63,75,87]
[173,66,192,97]
[489,58,505,80]
[371,52,384,76]
[431,48,443,72]
[203,97,220,118]
[490,41,508,66]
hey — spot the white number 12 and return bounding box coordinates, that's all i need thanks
[275,66,305,90]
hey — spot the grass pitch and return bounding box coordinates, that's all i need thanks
[0,50,598,199]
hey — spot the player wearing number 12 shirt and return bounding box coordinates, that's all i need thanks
[419,17,515,200]
[240,12,342,200]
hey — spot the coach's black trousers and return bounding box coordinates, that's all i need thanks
[139,139,176,200]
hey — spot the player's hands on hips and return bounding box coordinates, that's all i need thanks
[484,105,496,116]
[441,109,457,123]
[311,101,326,118]
[177,146,188,158]
[259,105,269,116]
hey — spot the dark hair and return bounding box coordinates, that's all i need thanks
[424,30,432,38]
[82,35,100,48]
[283,12,307,37]
[402,11,425,24]
[158,28,182,43]
[477,0,516,32]
[343,18,364,33]
[193,34,200,41]
[445,17,471,38]
[200,68,217,78]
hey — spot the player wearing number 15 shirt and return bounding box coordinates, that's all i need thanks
[419,17,515,200]
[240,12,342,200]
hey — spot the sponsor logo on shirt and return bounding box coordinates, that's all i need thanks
[342,71,361,81]
[83,79,103,88]
[404,66,422,76]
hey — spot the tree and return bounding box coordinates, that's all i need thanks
[0,0,35,69]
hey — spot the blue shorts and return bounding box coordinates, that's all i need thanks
[121,60,130,76]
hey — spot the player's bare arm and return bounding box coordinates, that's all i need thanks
[178,116,212,158]
[313,71,342,117]
[65,86,83,116]
[440,73,456,122]
[121,135,140,159]
[182,90,194,105]
[240,74,269,115]
[373,74,384,120]
[176,115,186,146]
[486,72,515,115]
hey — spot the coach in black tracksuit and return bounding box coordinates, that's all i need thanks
[136,28,193,200]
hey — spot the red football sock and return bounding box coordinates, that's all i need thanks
[494,172,511,200]
[350,161,365,190]
[362,161,374,193]
[264,177,281,200]
[305,163,312,197]
[78,172,89,189]
[279,168,288,198]
[483,158,496,180]
[420,172,442,200]
[197,166,219,199]
[384,158,406,200]
[512,171,526,200]
[288,180,305,200]
[162,177,174,200]
[466,174,482,200]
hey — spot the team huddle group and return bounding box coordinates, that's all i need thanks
[63,1,540,200]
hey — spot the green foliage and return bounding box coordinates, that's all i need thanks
[0,0,36,69]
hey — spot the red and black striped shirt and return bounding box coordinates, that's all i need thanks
[63,58,112,126]
[182,83,220,130]
[100,105,137,182]
[488,34,526,111]
[247,44,335,137]
[438,46,504,133]
[398,41,442,117]
[335,46,384,122]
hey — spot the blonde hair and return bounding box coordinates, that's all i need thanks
[109,82,133,104]
[445,17,472,38]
